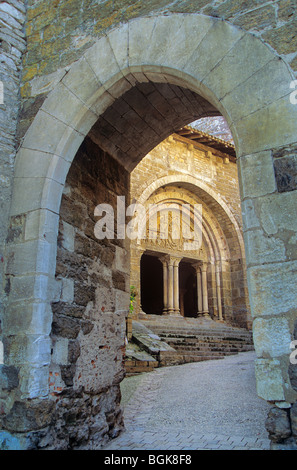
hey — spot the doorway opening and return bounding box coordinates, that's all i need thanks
[140,253,163,315]
[179,261,197,318]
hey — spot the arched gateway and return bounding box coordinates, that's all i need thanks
[2,13,297,449]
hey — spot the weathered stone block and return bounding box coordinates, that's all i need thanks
[114,246,129,274]
[238,151,276,199]
[24,209,59,244]
[41,82,97,134]
[6,274,58,305]
[30,68,68,97]
[21,109,68,153]
[0,431,22,450]
[278,0,296,22]
[222,58,292,124]
[253,317,291,357]
[59,220,74,252]
[203,33,273,101]
[10,175,63,216]
[241,199,260,231]
[231,94,297,157]
[255,358,286,401]
[273,154,297,193]
[51,337,69,366]
[257,191,297,236]
[206,0,263,18]
[62,57,101,111]
[6,239,57,277]
[2,399,55,432]
[107,22,129,72]
[51,313,81,339]
[84,35,121,86]
[184,16,244,83]
[60,278,74,303]
[265,406,291,443]
[0,365,19,392]
[289,362,297,392]
[74,282,96,307]
[244,229,286,266]
[290,402,297,438]
[247,261,297,317]
[115,289,130,313]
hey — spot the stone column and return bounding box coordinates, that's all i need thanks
[193,263,203,316]
[173,257,181,314]
[201,263,210,317]
[167,257,174,315]
[160,255,169,314]
[216,261,223,321]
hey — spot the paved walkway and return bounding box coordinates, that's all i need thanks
[103,351,271,450]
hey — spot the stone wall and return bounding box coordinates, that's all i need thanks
[0,0,26,363]
[48,136,130,449]
[18,0,297,144]
[1,135,130,449]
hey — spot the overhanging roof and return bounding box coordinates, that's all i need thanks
[174,125,236,161]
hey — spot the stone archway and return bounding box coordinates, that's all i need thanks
[3,13,297,449]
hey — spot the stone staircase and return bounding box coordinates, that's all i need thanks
[139,314,254,365]
[125,315,254,375]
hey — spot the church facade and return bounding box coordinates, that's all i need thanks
[130,126,250,330]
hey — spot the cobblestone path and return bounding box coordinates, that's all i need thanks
[103,351,271,450]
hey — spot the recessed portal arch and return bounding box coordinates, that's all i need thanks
[4,13,297,449]
[129,173,248,327]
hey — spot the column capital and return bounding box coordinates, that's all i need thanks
[200,262,209,273]
[192,261,203,272]
[169,255,182,266]
[159,254,170,266]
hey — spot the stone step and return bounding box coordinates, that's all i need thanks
[125,358,158,376]
[155,330,252,341]
[159,333,252,342]
[165,342,253,352]
[125,318,254,374]
[172,353,225,363]
[161,338,253,348]
[159,335,252,346]
[152,327,253,339]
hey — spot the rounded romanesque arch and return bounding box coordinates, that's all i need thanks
[136,173,245,256]
[129,173,249,327]
[3,13,297,449]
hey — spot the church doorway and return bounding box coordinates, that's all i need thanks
[140,253,163,315]
[179,261,197,318]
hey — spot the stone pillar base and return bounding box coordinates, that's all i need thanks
[166,309,181,316]
[202,311,211,318]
